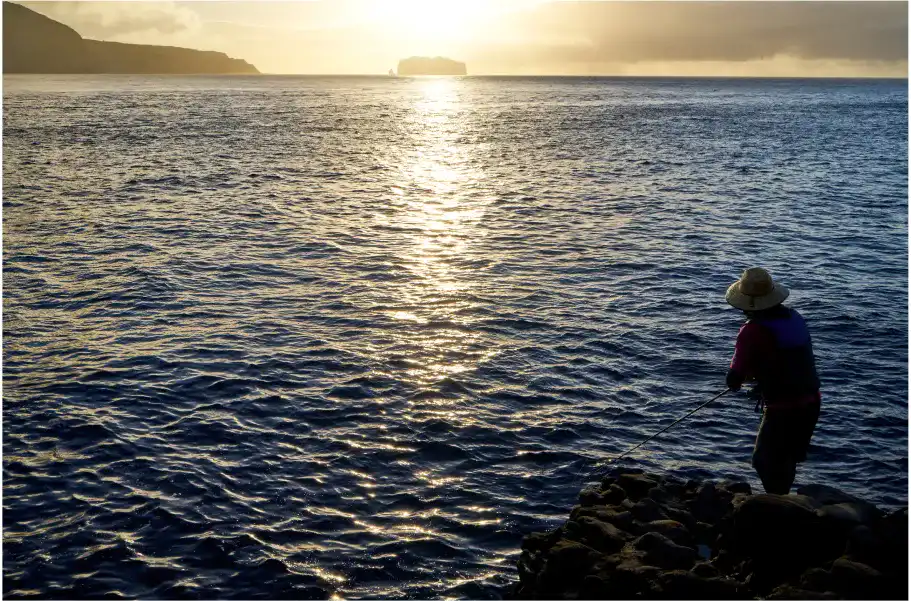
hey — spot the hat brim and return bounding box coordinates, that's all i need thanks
[726,282,789,311]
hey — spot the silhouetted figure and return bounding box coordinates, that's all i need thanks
[725,267,822,494]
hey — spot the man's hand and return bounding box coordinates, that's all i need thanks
[726,368,744,391]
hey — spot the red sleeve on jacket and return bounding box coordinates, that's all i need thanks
[730,321,773,379]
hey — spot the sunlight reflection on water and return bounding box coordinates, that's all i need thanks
[3,75,907,599]
[389,78,498,392]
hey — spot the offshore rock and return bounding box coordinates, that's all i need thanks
[507,469,907,600]
[396,56,466,76]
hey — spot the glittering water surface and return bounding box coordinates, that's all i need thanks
[3,75,908,599]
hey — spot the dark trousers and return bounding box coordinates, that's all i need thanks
[752,401,821,495]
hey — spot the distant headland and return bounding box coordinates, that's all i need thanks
[396,56,467,76]
[2,2,259,75]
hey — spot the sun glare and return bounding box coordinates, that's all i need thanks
[366,0,495,40]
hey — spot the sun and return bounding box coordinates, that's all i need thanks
[365,0,493,41]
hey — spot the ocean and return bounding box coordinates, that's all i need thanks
[3,74,908,599]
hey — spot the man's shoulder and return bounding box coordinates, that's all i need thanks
[738,320,775,343]
[738,320,762,335]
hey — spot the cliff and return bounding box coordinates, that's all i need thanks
[397,56,466,76]
[508,469,908,600]
[2,2,258,74]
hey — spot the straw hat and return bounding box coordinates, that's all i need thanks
[725,267,789,311]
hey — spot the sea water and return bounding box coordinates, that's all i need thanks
[3,75,907,598]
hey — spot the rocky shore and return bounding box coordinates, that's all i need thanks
[508,469,907,599]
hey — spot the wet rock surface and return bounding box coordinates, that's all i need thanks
[508,469,908,599]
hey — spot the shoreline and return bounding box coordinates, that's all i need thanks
[508,468,908,599]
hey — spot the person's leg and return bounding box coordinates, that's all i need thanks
[755,459,795,495]
[793,402,821,464]
[752,410,794,494]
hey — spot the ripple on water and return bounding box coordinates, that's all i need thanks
[3,75,908,599]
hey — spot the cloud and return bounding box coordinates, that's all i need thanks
[487,2,908,64]
[15,0,907,76]
[21,1,200,40]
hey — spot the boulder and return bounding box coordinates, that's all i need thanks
[602,484,627,504]
[537,540,601,593]
[568,505,584,521]
[691,561,720,578]
[794,494,824,509]
[657,570,748,599]
[631,497,667,523]
[612,559,663,597]
[885,506,908,525]
[869,508,909,574]
[633,531,697,570]
[571,506,635,531]
[767,584,838,599]
[563,519,582,539]
[545,540,600,572]
[578,554,626,599]
[579,487,604,507]
[690,481,729,523]
[733,494,821,539]
[662,474,685,486]
[798,484,865,506]
[696,481,717,504]
[732,494,835,583]
[615,558,661,577]
[590,553,625,574]
[829,557,884,598]
[817,502,881,527]
[617,473,659,500]
[522,527,563,553]
[662,480,686,498]
[731,492,751,509]
[576,516,629,553]
[647,485,669,504]
[664,506,698,531]
[799,567,834,592]
[712,549,738,573]
[517,552,542,586]
[510,472,907,601]
[721,480,752,495]
[692,521,716,545]
[844,525,876,563]
[641,519,693,547]
[579,573,611,599]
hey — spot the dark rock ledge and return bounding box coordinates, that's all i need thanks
[507,469,907,599]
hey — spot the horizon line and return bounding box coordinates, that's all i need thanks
[7,73,908,81]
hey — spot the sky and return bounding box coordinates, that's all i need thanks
[21,1,910,77]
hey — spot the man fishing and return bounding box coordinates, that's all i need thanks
[725,267,822,495]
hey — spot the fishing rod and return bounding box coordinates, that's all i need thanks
[574,387,730,485]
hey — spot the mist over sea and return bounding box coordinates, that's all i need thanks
[3,75,907,599]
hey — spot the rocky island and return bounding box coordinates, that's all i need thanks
[396,56,467,76]
[509,468,907,599]
[3,2,258,74]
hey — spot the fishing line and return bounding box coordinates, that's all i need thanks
[572,387,730,487]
